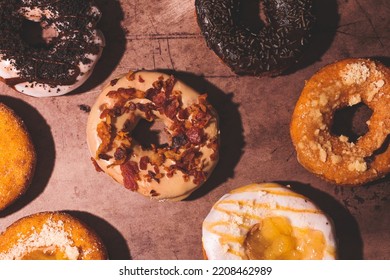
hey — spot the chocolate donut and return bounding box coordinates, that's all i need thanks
[195,0,315,76]
[0,0,104,97]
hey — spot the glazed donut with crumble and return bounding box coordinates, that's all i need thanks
[87,71,219,201]
[0,103,36,211]
[202,183,337,260]
[0,212,107,260]
[291,58,390,185]
[0,0,104,97]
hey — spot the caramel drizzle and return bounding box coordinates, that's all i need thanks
[203,194,335,259]
[215,199,322,215]
[229,184,306,199]
[204,224,245,244]
[228,183,280,194]
[204,215,336,259]
[203,222,246,258]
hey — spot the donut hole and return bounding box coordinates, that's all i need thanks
[20,19,58,48]
[331,103,373,143]
[132,119,170,149]
[238,0,267,33]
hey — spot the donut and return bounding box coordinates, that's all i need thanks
[0,0,104,97]
[87,71,220,201]
[202,183,337,260]
[195,0,315,76]
[0,212,107,260]
[0,103,36,211]
[290,58,390,186]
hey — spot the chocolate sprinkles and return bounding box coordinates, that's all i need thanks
[0,0,101,89]
[195,0,315,76]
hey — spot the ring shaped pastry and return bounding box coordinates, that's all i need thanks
[87,71,219,201]
[202,183,337,260]
[0,0,104,97]
[0,103,36,211]
[291,58,390,185]
[0,212,107,260]
[195,0,315,76]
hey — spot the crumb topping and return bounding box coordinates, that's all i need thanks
[347,160,367,172]
[341,62,370,85]
[367,79,385,102]
[293,59,390,185]
[0,218,79,260]
[348,95,361,106]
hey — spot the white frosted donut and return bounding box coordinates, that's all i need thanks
[0,0,104,97]
[202,183,337,260]
[87,71,220,201]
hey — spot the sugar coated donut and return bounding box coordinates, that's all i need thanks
[291,58,390,185]
[87,71,220,201]
[0,0,104,97]
[0,103,36,211]
[202,183,337,260]
[195,0,315,76]
[0,211,107,260]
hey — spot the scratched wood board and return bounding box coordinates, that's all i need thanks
[0,0,389,260]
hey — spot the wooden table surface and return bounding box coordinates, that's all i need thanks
[0,0,389,259]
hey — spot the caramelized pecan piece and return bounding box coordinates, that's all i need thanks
[120,161,140,191]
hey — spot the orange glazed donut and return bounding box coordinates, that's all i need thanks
[87,71,219,201]
[291,58,390,185]
[0,103,36,211]
[0,212,107,260]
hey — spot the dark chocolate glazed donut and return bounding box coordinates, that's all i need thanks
[195,0,316,76]
[0,0,104,97]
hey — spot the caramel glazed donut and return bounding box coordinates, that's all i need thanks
[291,58,390,185]
[87,71,220,201]
[195,0,315,76]
[202,183,337,260]
[0,103,36,211]
[0,0,104,97]
[0,212,107,260]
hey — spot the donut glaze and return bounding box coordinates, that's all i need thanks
[195,0,315,76]
[0,212,107,260]
[0,103,36,211]
[0,0,104,97]
[87,71,219,201]
[291,58,390,185]
[202,183,337,260]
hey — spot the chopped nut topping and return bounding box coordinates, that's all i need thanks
[95,75,219,190]
[96,122,112,157]
[126,71,135,81]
